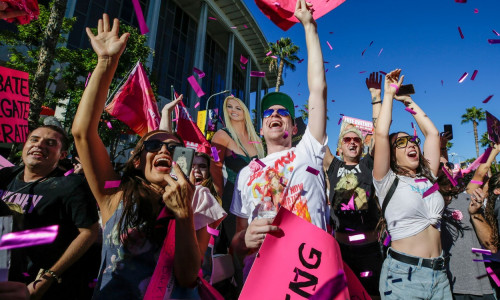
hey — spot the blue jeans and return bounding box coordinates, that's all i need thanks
[379,248,452,299]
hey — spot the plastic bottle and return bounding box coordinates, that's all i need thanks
[258,197,277,219]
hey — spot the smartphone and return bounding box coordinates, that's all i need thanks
[444,124,453,140]
[170,146,195,179]
[396,84,415,96]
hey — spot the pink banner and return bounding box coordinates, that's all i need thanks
[0,66,29,143]
[240,208,349,299]
[486,111,500,144]
[131,0,149,35]
[187,75,205,98]
[466,147,493,172]
[0,154,14,169]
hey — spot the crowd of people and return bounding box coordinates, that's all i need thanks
[0,0,500,299]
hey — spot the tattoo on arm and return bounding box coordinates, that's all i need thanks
[372,117,377,129]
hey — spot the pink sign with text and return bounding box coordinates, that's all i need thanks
[240,208,350,300]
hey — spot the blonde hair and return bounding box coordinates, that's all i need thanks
[223,96,265,158]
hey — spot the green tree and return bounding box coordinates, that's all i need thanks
[0,5,153,162]
[446,141,453,151]
[480,132,490,148]
[263,37,300,92]
[461,106,486,157]
[299,103,328,123]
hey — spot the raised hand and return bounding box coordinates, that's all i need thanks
[245,218,281,249]
[366,72,382,92]
[294,0,315,26]
[162,94,183,115]
[384,69,403,97]
[469,188,485,215]
[85,14,129,61]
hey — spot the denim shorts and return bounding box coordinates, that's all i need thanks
[379,248,452,299]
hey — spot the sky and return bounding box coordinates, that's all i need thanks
[243,0,500,163]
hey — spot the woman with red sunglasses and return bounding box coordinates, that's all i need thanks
[373,69,451,299]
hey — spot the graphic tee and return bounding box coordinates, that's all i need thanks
[326,155,379,232]
[230,127,328,230]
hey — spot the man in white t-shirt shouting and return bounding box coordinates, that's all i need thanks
[230,0,328,266]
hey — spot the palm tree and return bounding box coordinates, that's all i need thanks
[480,132,490,148]
[263,37,300,92]
[461,106,486,157]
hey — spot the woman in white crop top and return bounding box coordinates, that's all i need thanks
[373,69,452,299]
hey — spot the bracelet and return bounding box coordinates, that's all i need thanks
[41,269,62,284]
[390,83,399,93]
[371,101,382,104]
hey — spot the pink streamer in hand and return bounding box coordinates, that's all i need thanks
[0,225,58,250]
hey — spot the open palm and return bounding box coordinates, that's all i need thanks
[86,14,129,59]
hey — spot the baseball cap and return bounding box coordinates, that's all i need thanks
[261,92,295,120]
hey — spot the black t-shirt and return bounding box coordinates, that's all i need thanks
[326,155,379,232]
[0,166,98,283]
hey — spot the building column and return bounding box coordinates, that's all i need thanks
[145,0,162,70]
[244,59,251,107]
[190,1,208,107]
[64,0,77,18]
[256,77,262,132]
[225,32,234,93]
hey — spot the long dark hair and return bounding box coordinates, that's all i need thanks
[389,132,435,182]
[117,130,184,244]
[484,172,500,248]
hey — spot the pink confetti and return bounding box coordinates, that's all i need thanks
[383,235,391,246]
[131,0,149,34]
[482,95,494,103]
[326,41,333,50]
[283,131,289,139]
[85,72,91,87]
[106,121,112,129]
[255,159,266,168]
[379,71,387,75]
[405,107,417,115]
[455,0,466,3]
[208,17,217,20]
[344,228,355,232]
[331,99,335,102]
[486,267,500,287]
[172,118,178,122]
[104,180,121,189]
[64,169,74,176]
[335,64,340,68]
[441,80,444,86]
[348,234,366,242]
[206,225,219,236]
[359,71,367,73]
[250,71,266,77]
[360,271,373,278]
[361,48,367,56]
[211,146,220,162]
[474,8,478,13]
[271,55,278,59]
[298,59,304,63]
[488,39,500,44]
[458,72,468,83]
[266,50,272,56]
[240,64,246,70]
[240,55,248,65]
[471,70,478,80]
[325,69,329,73]
[414,178,428,183]
[493,30,500,36]
[306,166,320,175]
[187,75,205,97]
[230,26,237,29]
[378,48,383,56]
[473,259,491,262]
[329,31,333,34]
[0,225,59,250]
[458,26,464,39]
[194,102,200,108]
[442,166,458,187]
[422,183,439,198]
[243,24,248,29]
[472,248,491,255]
[193,67,205,79]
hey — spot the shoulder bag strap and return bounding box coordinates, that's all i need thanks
[382,177,399,217]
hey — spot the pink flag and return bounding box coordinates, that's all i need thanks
[175,99,211,154]
[105,62,161,137]
[240,55,248,64]
[2,0,39,25]
[254,0,345,31]
[466,147,493,172]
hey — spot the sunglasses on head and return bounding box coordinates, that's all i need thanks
[143,140,182,153]
[262,108,291,119]
[342,136,362,144]
[440,162,455,170]
[393,136,421,149]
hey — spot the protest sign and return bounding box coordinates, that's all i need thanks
[486,111,500,144]
[240,208,350,300]
[0,66,29,143]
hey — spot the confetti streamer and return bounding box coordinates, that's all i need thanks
[383,235,391,246]
[472,248,491,255]
[378,48,383,56]
[488,39,500,44]
[172,118,178,122]
[471,70,478,80]
[360,271,373,278]
[442,166,458,186]
[326,41,333,50]
[106,121,112,129]
[361,49,367,56]
[414,178,428,183]
[344,228,355,231]
[85,72,91,87]
[441,80,444,86]
[64,169,74,176]
[283,131,289,139]
[458,72,468,83]
[458,26,464,39]
[104,180,121,189]
[208,17,217,20]
[187,75,205,97]
[325,69,329,73]
[240,55,248,64]
[230,26,237,29]
[486,267,500,287]
[348,234,366,242]
[240,64,246,70]
[193,67,205,79]
[379,71,387,75]
[250,71,266,77]
[473,259,491,262]
[206,225,220,236]
[405,107,417,115]
[455,0,466,3]
[298,59,304,63]
[359,71,367,73]
[194,102,200,108]
[422,182,439,198]
[0,225,59,250]
[335,64,340,68]
[271,56,277,59]
[211,146,220,162]
[474,8,478,13]
[331,99,335,102]
[255,159,266,168]
[306,166,320,175]
[482,95,493,103]
[243,24,248,29]
[493,30,500,36]
[266,50,272,56]
[131,0,149,34]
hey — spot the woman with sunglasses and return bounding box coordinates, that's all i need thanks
[72,15,200,299]
[373,69,451,299]
[210,96,265,245]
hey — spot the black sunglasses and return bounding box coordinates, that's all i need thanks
[393,136,421,149]
[143,140,182,153]
[262,108,291,119]
[440,162,455,170]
